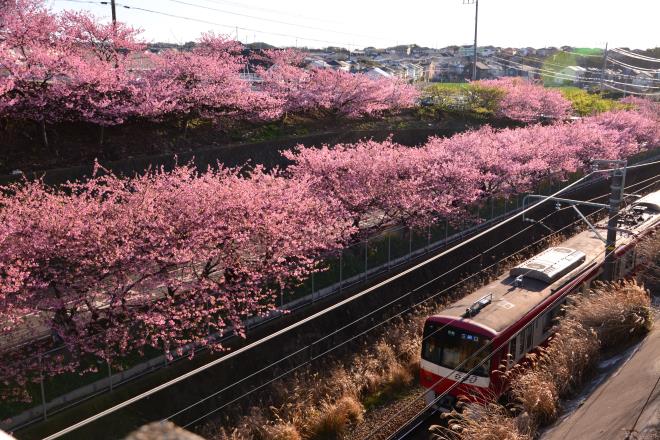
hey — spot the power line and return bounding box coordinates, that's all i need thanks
[367,180,660,440]
[195,0,346,26]
[56,0,362,48]
[514,55,660,83]
[161,0,397,44]
[606,56,660,73]
[40,172,607,439]
[490,56,660,90]
[611,48,660,64]
[602,83,660,97]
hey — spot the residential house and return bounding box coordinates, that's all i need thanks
[464,61,499,80]
[362,67,393,79]
[536,47,558,57]
[306,58,331,69]
[327,60,351,72]
[554,65,587,85]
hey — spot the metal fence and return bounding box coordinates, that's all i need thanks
[3,162,641,431]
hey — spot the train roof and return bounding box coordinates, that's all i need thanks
[430,189,660,335]
[632,191,660,212]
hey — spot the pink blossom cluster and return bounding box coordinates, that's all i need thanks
[0,105,657,398]
[258,50,418,119]
[0,164,352,399]
[285,105,659,234]
[0,1,417,129]
[476,77,573,122]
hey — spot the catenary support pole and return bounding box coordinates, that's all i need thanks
[603,161,626,280]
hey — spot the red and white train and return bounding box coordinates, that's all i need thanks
[420,190,660,410]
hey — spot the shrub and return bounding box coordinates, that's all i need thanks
[305,395,364,439]
[565,280,653,349]
[637,233,660,295]
[560,88,626,116]
[263,423,302,440]
[436,279,652,439]
[433,401,532,440]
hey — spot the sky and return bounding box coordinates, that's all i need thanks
[50,0,660,50]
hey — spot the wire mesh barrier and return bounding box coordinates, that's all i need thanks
[3,154,659,432]
[0,193,530,431]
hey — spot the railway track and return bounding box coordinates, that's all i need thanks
[387,408,440,440]
[15,159,660,440]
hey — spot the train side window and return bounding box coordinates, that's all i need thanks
[518,333,525,358]
[525,326,533,351]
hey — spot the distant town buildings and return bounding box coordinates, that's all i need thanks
[135,42,657,91]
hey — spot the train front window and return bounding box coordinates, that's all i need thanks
[422,324,491,377]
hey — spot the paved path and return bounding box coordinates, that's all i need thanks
[542,315,660,440]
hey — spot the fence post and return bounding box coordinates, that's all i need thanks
[339,252,343,293]
[364,239,368,281]
[445,219,448,242]
[408,227,413,260]
[107,360,113,392]
[39,356,47,421]
[387,234,391,270]
[427,224,431,251]
[311,271,315,302]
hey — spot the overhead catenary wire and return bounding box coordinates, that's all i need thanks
[45,168,660,439]
[42,171,602,439]
[368,180,660,440]
[182,178,660,432]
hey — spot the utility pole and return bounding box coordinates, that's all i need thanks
[599,42,608,95]
[110,0,117,25]
[463,0,479,81]
[594,159,627,281]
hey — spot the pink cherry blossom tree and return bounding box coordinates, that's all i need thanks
[0,163,351,399]
[258,49,418,120]
[476,77,572,122]
[0,0,76,148]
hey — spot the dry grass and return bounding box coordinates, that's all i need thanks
[305,395,364,439]
[212,310,428,440]
[208,228,586,440]
[438,280,653,440]
[564,280,654,349]
[432,402,532,440]
[509,319,599,426]
[637,232,660,295]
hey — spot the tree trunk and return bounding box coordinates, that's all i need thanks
[40,119,49,151]
[99,125,105,147]
[183,118,190,140]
